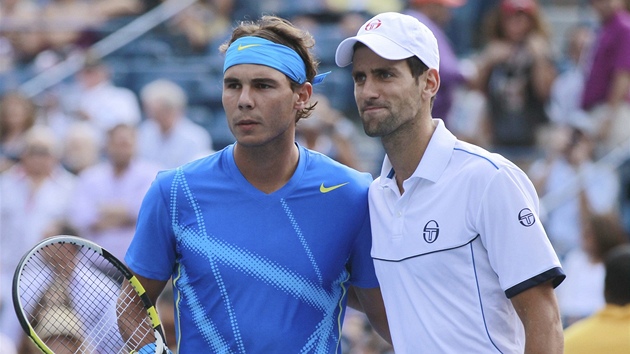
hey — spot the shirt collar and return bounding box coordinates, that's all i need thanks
[379,119,456,185]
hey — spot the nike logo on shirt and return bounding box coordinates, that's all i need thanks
[320,182,349,193]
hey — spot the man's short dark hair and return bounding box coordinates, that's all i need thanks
[405,56,429,80]
[604,244,630,305]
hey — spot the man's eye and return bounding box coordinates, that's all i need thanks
[353,74,366,83]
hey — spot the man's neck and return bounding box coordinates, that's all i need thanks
[382,118,436,194]
[233,141,299,194]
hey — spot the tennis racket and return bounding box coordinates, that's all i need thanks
[12,235,168,354]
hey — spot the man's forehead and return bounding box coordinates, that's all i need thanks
[224,63,287,81]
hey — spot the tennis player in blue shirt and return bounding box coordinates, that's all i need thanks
[122,15,390,353]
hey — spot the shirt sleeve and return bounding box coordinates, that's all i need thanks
[125,171,177,281]
[476,166,565,298]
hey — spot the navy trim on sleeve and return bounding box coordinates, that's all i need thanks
[504,267,566,299]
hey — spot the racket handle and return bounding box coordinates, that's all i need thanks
[130,343,173,354]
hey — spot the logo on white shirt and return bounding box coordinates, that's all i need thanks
[518,208,536,227]
[423,220,440,243]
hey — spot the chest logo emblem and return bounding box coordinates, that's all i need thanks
[423,220,439,243]
[320,182,349,193]
[518,208,536,227]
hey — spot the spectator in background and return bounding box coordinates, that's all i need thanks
[65,57,142,136]
[67,123,160,262]
[39,0,104,54]
[39,0,143,57]
[0,0,42,70]
[0,125,76,345]
[445,0,499,57]
[325,0,403,15]
[471,0,556,161]
[93,0,144,19]
[60,121,101,175]
[529,122,620,258]
[19,305,87,354]
[404,0,467,124]
[296,93,362,170]
[137,79,213,169]
[0,91,37,172]
[556,213,628,327]
[547,24,594,128]
[167,0,233,54]
[37,88,78,141]
[581,0,630,152]
[564,244,630,354]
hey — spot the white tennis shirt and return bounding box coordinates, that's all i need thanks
[370,120,564,353]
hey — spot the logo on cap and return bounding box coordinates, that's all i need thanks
[364,19,382,31]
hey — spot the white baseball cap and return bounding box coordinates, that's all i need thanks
[335,12,440,71]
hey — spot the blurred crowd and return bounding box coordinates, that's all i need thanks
[1,0,630,353]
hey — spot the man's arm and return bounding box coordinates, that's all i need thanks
[510,281,563,354]
[608,70,630,108]
[350,286,391,345]
[596,70,630,141]
[117,273,169,348]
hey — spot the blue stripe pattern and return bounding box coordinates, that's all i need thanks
[169,168,348,353]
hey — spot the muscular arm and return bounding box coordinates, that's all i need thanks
[510,281,563,354]
[350,286,391,344]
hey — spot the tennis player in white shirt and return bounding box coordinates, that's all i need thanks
[336,12,565,353]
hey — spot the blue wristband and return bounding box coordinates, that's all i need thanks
[131,343,172,354]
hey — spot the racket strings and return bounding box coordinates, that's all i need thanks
[116,278,156,351]
[16,241,156,353]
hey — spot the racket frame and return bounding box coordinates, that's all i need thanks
[12,235,168,354]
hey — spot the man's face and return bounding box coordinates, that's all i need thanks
[222,64,306,148]
[107,127,136,169]
[143,100,177,130]
[21,143,57,178]
[351,47,425,138]
[78,66,107,89]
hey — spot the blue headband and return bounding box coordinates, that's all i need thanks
[223,36,329,85]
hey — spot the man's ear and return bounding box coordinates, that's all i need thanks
[294,82,313,110]
[422,68,440,100]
